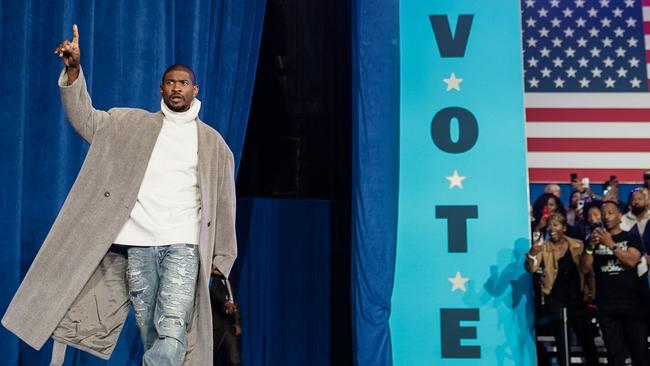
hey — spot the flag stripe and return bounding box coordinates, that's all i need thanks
[527,152,650,169]
[529,168,646,184]
[526,94,650,108]
[527,138,650,152]
[526,122,650,138]
[526,108,650,122]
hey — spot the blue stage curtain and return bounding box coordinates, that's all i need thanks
[232,199,332,366]
[0,0,265,364]
[351,0,399,365]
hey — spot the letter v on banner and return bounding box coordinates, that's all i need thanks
[390,1,534,365]
[429,15,473,58]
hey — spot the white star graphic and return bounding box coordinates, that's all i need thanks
[591,67,603,78]
[541,67,552,78]
[575,17,587,28]
[588,27,599,37]
[577,37,588,47]
[538,7,549,17]
[604,77,616,88]
[527,37,538,47]
[579,77,591,88]
[599,0,610,8]
[448,272,470,293]
[550,0,560,8]
[526,17,537,28]
[615,47,626,58]
[587,8,598,18]
[601,17,611,28]
[551,17,562,27]
[443,73,463,92]
[613,27,625,37]
[552,37,563,47]
[563,27,575,37]
[630,78,641,88]
[564,47,576,57]
[612,7,623,17]
[575,0,585,7]
[446,170,466,189]
[539,27,550,37]
[589,47,601,58]
[528,57,539,68]
[526,0,535,7]
[566,67,577,78]
[627,37,639,48]
[603,57,614,68]
[577,57,589,68]
[528,77,540,88]
[562,8,573,18]
[552,57,564,68]
[553,77,565,88]
[540,47,551,57]
[624,0,634,7]
[629,57,640,68]
[601,37,613,47]
[616,67,628,78]
[626,17,637,28]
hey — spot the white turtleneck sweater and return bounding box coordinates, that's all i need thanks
[113,99,202,246]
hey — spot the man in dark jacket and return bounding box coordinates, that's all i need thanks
[210,273,242,366]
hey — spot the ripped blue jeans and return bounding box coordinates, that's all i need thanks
[126,244,200,366]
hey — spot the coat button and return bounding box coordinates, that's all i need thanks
[207,221,211,227]
[104,191,110,197]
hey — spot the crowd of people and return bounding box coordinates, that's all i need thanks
[526,174,650,366]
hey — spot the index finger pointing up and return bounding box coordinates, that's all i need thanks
[72,24,79,44]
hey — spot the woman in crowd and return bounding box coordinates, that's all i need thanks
[526,213,598,366]
[531,193,579,243]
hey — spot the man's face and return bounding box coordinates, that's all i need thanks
[160,70,199,112]
[630,191,647,215]
[601,203,622,231]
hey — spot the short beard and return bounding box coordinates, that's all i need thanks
[631,205,646,216]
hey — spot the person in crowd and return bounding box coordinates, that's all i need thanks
[642,171,650,205]
[544,184,562,199]
[621,188,650,254]
[602,177,627,214]
[210,273,242,366]
[581,201,649,366]
[532,193,582,242]
[532,193,566,238]
[566,190,582,227]
[526,213,598,366]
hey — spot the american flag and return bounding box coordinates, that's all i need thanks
[522,0,650,183]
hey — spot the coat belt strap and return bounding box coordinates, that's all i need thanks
[50,339,67,366]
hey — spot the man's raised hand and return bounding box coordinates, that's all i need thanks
[54,24,80,69]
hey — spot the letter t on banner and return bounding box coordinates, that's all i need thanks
[390,1,535,365]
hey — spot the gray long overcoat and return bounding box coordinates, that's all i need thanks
[2,67,237,365]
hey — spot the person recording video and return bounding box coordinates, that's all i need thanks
[581,201,649,366]
[525,213,598,366]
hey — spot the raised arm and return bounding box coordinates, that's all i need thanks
[54,24,109,143]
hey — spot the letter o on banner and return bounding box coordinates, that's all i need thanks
[431,107,478,153]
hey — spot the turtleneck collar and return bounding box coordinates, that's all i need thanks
[160,98,201,124]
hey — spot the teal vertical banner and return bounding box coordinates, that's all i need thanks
[390,1,535,366]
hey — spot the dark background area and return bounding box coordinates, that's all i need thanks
[236,0,352,364]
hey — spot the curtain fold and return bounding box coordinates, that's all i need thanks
[351,0,400,365]
[0,1,265,364]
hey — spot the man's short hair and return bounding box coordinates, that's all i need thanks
[161,64,196,85]
[601,200,622,213]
